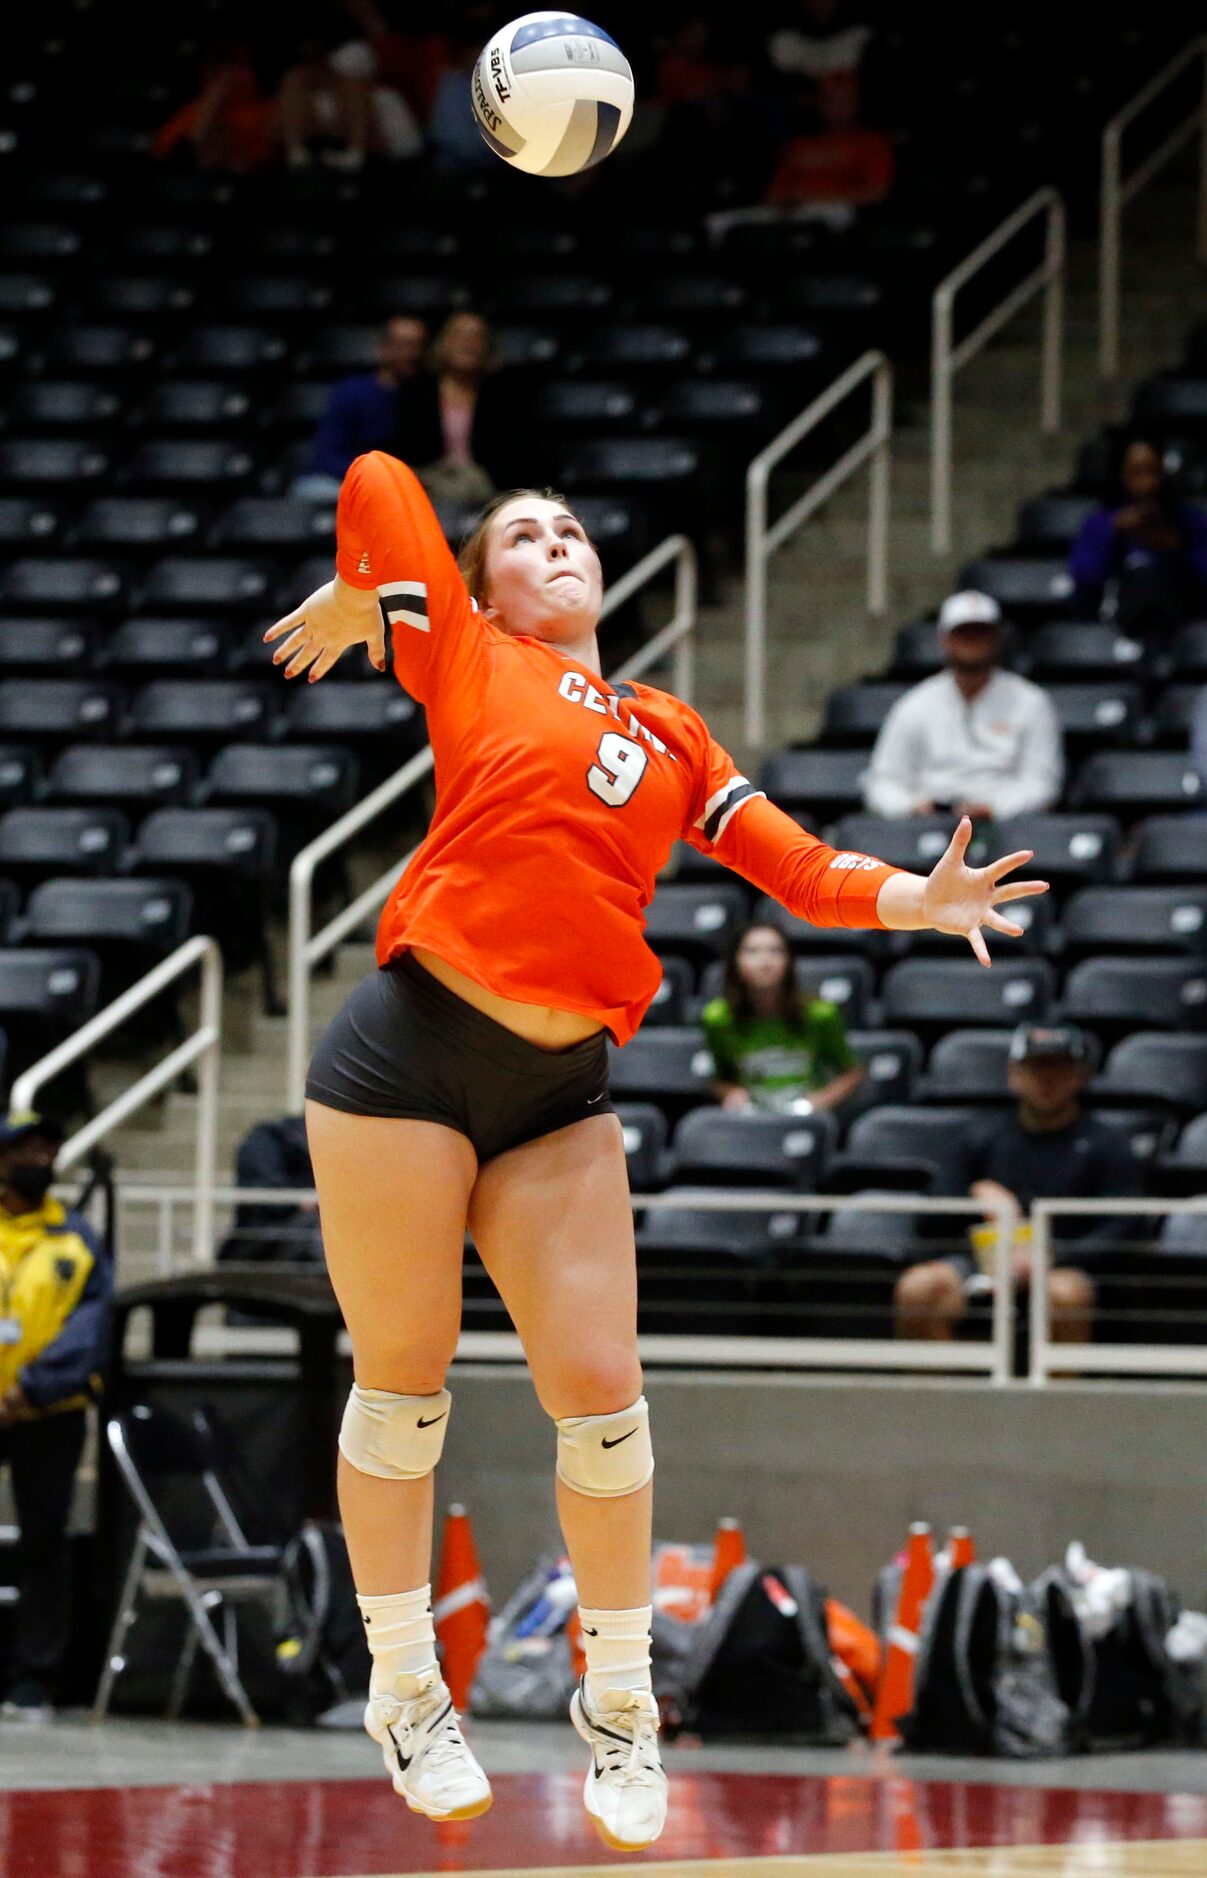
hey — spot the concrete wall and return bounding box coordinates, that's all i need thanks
[439,1369,1207,1611]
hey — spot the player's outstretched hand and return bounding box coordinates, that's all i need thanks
[921,816,1048,967]
[264,576,386,682]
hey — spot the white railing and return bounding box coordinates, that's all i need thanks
[13,937,222,1265]
[931,188,1065,555]
[114,1182,1017,1384]
[744,350,892,747]
[285,535,698,1109]
[1029,1196,1207,1384]
[1099,35,1207,378]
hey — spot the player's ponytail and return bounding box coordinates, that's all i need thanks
[457,487,591,605]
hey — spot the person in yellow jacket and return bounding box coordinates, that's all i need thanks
[0,1112,112,1723]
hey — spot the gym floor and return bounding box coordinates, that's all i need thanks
[4,1718,1207,1876]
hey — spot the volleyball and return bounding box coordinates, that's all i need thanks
[471,12,635,178]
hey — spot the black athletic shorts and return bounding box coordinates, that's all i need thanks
[305,950,616,1164]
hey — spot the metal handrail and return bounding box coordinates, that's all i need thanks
[115,1181,1015,1383]
[285,535,698,1108]
[744,350,892,747]
[931,188,1065,555]
[1099,36,1207,378]
[12,936,222,1265]
[1029,1196,1207,1384]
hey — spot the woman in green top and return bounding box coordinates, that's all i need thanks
[702,922,865,1115]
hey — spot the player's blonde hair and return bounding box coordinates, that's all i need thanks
[457,488,597,606]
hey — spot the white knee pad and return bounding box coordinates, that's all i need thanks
[556,1395,654,1499]
[338,1385,451,1481]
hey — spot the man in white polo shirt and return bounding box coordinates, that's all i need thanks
[863,591,1062,820]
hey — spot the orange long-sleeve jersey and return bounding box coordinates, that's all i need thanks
[335,452,904,1046]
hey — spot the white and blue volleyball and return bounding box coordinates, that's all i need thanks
[471,13,634,178]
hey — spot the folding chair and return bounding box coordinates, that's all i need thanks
[94,1401,284,1727]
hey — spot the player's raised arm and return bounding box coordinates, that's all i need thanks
[264,451,478,703]
[683,731,1047,965]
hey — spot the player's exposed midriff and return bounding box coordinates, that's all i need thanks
[408,945,605,1051]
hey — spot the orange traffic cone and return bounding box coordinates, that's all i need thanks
[434,1503,490,1711]
[709,1517,747,1602]
[870,1522,934,1742]
[947,1525,976,1569]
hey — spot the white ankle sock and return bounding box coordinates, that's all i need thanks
[578,1604,653,1707]
[357,1585,438,1692]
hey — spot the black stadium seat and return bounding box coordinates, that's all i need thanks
[1095,1034,1207,1112]
[646,956,694,1027]
[76,496,203,551]
[699,952,874,1026]
[7,381,122,430]
[642,883,750,965]
[0,558,126,612]
[280,681,422,754]
[1151,686,1205,746]
[572,325,692,373]
[750,892,885,958]
[992,814,1120,889]
[138,557,274,615]
[1132,373,1207,432]
[0,679,122,744]
[0,619,93,675]
[0,498,61,546]
[958,554,1076,616]
[0,747,42,807]
[841,1104,984,1189]
[123,441,256,492]
[138,380,253,432]
[758,750,868,821]
[0,946,100,1081]
[829,813,972,875]
[1132,818,1207,884]
[22,877,193,996]
[1071,752,1204,819]
[1047,681,1142,747]
[45,743,198,809]
[204,743,360,827]
[0,807,129,879]
[606,1027,715,1120]
[44,323,157,374]
[1015,493,1098,549]
[130,681,273,744]
[172,324,289,375]
[819,684,908,746]
[614,1103,673,1192]
[881,957,1054,1034]
[1170,622,1207,680]
[1062,956,1207,1033]
[101,620,229,678]
[671,1108,835,1190]
[845,1030,923,1112]
[0,439,110,489]
[1025,623,1145,682]
[923,1029,1016,1102]
[131,807,279,1002]
[1060,886,1207,957]
[212,498,336,551]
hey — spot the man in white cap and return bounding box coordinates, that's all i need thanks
[863,591,1062,820]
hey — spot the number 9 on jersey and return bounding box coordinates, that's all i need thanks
[587,731,647,808]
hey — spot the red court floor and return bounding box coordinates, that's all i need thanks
[5,1773,1207,1877]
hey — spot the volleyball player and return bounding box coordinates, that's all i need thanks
[265,451,1046,1852]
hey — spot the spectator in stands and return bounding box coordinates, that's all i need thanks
[217,1114,321,1267]
[863,591,1062,821]
[703,922,865,1115]
[893,1025,1143,1343]
[293,316,428,501]
[277,17,422,171]
[405,313,509,507]
[152,39,279,173]
[427,21,497,171]
[766,0,874,123]
[763,64,893,213]
[0,1114,112,1723]
[1069,438,1207,632]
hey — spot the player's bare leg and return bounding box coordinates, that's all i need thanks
[306,1103,491,1821]
[469,1114,666,1852]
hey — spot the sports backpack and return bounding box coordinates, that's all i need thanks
[274,1520,371,1724]
[654,1560,859,1742]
